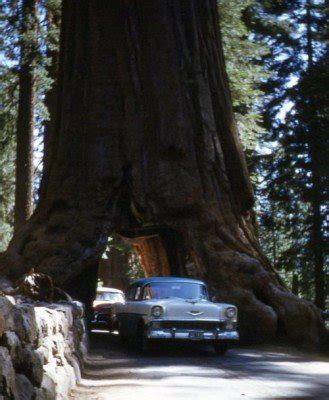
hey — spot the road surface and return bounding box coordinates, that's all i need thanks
[71,331,329,400]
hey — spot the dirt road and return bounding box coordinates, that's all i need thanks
[71,331,329,400]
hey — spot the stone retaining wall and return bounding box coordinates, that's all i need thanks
[0,295,87,399]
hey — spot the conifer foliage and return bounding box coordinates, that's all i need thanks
[247,0,328,308]
[0,0,60,248]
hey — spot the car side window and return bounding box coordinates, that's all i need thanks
[126,286,136,301]
[126,285,142,301]
[135,286,141,300]
[142,285,152,300]
[202,285,209,299]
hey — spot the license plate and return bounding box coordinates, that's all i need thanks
[189,331,204,340]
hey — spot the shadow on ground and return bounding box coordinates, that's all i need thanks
[71,330,329,400]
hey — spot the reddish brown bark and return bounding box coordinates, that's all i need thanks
[1,0,324,348]
[98,247,130,291]
[134,236,171,277]
[39,5,61,201]
[14,0,37,233]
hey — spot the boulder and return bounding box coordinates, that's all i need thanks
[0,297,86,399]
[16,374,34,400]
[0,278,14,292]
[0,296,15,336]
[35,338,53,365]
[14,304,38,345]
[1,331,22,363]
[15,347,43,387]
[35,308,56,339]
[41,363,76,400]
[0,346,18,399]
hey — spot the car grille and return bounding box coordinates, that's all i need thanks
[96,314,109,322]
[155,320,225,330]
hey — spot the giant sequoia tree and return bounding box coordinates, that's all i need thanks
[14,0,37,233]
[0,0,324,346]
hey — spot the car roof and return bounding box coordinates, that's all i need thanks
[132,277,205,286]
[96,287,123,293]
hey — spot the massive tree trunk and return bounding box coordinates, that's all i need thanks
[39,3,61,201]
[98,249,130,291]
[14,0,37,233]
[1,0,324,347]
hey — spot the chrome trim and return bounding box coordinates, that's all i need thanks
[216,331,239,340]
[147,329,239,341]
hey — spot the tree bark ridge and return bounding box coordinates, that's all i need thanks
[1,0,324,348]
[14,0,37,233]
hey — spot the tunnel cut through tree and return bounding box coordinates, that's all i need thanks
[97,235,144,291]
[0,0,324,347]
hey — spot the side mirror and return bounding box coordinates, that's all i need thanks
[211,296,217,302]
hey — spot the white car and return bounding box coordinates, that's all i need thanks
[114,277,239,354]
[91,287,125,331]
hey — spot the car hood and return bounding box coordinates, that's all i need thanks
[93,300,122,309]
[148,298,233,320]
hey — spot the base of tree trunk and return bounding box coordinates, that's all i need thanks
[1,0,326,351]
[0,209,326,350]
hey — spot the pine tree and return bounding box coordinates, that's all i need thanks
[0,0,20,249]
[0,0,61,244]
[218,0,268,152]
[0,66,17,251]
[247,0,328,307]
[14,0,38,233]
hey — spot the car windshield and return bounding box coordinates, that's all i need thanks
[96,292,123,302]
[142,282,208,300]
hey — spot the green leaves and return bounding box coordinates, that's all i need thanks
[218,0,268,151]
[0,0,61,249]
[253,0,328,302]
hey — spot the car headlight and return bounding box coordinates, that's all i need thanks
[151,306,164,318]
[225,307,237,319]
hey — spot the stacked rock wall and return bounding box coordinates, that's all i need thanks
[0,295,87,399]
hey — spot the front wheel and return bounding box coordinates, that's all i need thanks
[136,322,151,353]
[212,341,228,355]
[117,321,129,345]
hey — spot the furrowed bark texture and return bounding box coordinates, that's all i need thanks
[1,0,324,346]
[39,5,61,203]
[14,0,37,233]
[98,249,130,291]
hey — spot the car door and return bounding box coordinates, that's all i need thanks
[119,284,143,334]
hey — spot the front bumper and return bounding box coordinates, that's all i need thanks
[90,313,111,329]
[147,328,239,341]
[90,320,109,329]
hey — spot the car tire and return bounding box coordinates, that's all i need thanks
[136,322,151,353]
[107,318,116,333]
[117,322,129,344]
[212,341,228,355]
